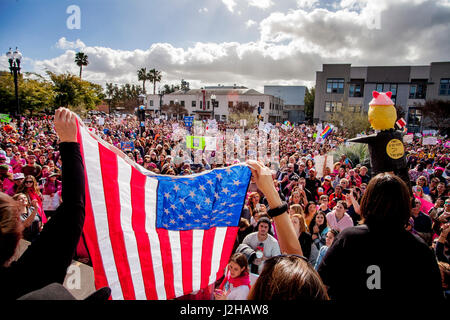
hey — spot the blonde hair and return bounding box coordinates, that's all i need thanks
[289,204,304,216]
[291,213,307,233]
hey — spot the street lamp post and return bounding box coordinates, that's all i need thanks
[211,94,216,121]
[6,47,22,118]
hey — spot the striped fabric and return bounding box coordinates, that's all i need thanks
[76,121,251,300]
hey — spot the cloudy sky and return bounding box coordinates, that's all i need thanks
[1,0,449,92]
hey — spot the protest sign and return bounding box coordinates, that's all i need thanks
[186,136,205,149]
[120,141,135,152]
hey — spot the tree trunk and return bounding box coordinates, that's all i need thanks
[79,66,82,79]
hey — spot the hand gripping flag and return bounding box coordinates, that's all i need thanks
[76,120,251,300]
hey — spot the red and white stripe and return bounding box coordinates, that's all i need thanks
[77,122,237,300]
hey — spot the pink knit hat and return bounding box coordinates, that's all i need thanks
[369,91,394,106]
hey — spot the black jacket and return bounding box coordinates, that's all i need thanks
[0,143,85,300]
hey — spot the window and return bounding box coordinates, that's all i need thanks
[409,84,426,99]
[376,83,383,92]
[349,84,362,97]
[170,100,174,105]
[192,101,196,107]
[325,101,343,112]
[207,101,210,109]
[407,107,422,132]
[348,105,362,113]
[200,101,203,108]
[440,79,450,95]
[388,84,397,104]
[228,101,233,108]
[259,102,265,109]
[149,100,154,106]
[180,100,185,106]
[326,78,345,93]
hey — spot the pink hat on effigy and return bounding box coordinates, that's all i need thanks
[369,91,394,106]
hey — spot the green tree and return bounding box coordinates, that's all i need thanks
[148,69,162,95]
[162,84,180,94]
[47,71,103,112]
[416,99,450,134]
[228,102,258,127]
[137,67,148,93]
[304,86,315,122]
[161,101,188,119]
[0,71,54,115]
[329,106,371,138]
[74,52,89,79]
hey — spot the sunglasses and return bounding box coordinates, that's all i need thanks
[25,181,33,184]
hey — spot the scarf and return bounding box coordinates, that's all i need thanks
[219,270,251,290]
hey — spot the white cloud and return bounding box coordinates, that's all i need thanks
[199,7,208,13]
[222,0,236,12]
[246,19,257,28]
[247,0,274,10]
[55,37,86,50]
[297,0,319,9]
[27,0,450,92]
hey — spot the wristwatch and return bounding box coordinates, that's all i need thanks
[267,201,288,218]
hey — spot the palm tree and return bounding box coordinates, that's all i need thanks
[105,82,115,113]
[148,68,162,95]
[137,67,148,93]
[74,52,89,79]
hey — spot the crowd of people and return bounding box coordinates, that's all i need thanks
[0,110,449,301]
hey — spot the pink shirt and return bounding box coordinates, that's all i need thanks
[326,211,354,232]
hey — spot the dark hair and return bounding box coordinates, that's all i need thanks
[0,192,22,266]
[248,255,329,300]
[308,211,328,235]
[360,173,411,231]
[256,217,272,231]
[229,253,249,274]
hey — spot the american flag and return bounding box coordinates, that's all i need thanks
[76,121,251,300]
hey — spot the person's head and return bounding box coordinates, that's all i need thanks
[360,173,411,231]
[228,253,248,279]
[309,168,316,178]
[360,166,368,176]
[289,204,304,216]
[256,217,271,237]
[319,194,329,206]
[413,185,424,197]
[437,182,446,194]
[13,173,25,185]
[305,201,317,216]
[416,176,427,187]
[298,177,306,188]
[0,192,23,267]
[290,191,301,205]
[247,254,329,300]
[340,178,349,189]
[325,229,340,247]
[430,177,439,187]
[314,211,327,227]
[291,214,306,235]
[26,154,36,165]
[12,193,28,208]
[287,163,294,172]
[323,175,332,185]
[335,200,347,216]
[239,218,250,231]
[334,185,342,195]
[248,192,260,207]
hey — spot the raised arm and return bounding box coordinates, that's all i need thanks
[247,160,303,256]
[6,108,85,299]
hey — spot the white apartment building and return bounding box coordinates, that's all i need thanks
[144,86,284,123]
